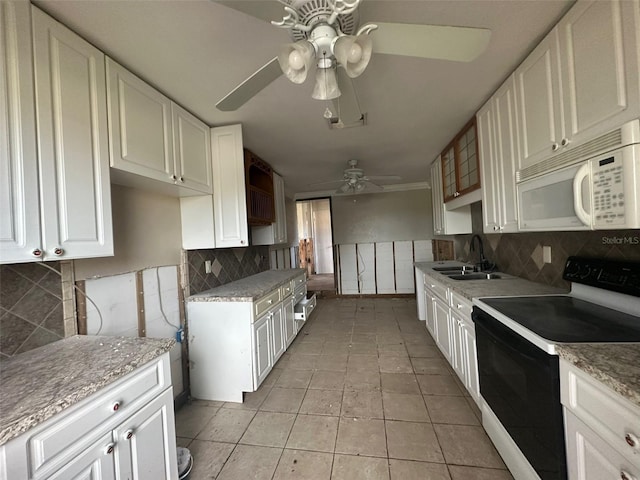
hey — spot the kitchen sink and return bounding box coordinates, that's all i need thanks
[433,266,475,272]
[448,273,502,281]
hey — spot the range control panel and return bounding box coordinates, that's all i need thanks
[592,156,626,226]
[563,256,639,296]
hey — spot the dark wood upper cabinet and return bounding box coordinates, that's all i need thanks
[441,118,481,202]
[244,149,275,225]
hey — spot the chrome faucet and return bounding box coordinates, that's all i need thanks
[470,234,489,271]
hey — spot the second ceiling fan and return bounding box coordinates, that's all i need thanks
[216,0,491,122]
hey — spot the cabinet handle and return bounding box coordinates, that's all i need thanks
[124,429,134,440]
[561,138,570,147]
[112,401,121,412]
[620,471,636,480]
[53,247,64,256]
[32,248,43,258]
[551,143,559,152]
[625,432,639,448]
[105,443,115,455]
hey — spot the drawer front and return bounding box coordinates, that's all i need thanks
[28,356,168,477]
[560,360,640,464]
[294,293,316,321]
[292,274,306,291]
[293,286,306,305]
[281,282,293,299]
[255,289,281,318]
[424,278,448,303]
[450,290,473,318]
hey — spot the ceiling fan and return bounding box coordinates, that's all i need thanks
[216,0,491,123]
[309,159,401,194]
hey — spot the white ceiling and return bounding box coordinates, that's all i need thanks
[34,0,573,196]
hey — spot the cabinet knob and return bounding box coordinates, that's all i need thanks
[551,143,559,152]
[620,470,636,480]
[179,177,184,183]
[53,247,64,256]
[499,226,504,231]
[171,174,177,181]
[124,429,134,440]
[267,299,273,305]
[112,401,121,412]
[105,443,115,455]
[32,248,43,258]
[625,432,639,448]
[240,240,245,244]
[493,226,499,231]
[456,303,463,309]
[561,138,570,147]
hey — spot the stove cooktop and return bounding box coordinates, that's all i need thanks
[480,295,640,343]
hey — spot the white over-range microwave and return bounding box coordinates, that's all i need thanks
[517,120,640,231]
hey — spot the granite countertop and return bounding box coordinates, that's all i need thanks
[0,335,174,446]
[188,269,306,302]
[415,261,566,301]
[557,343,640,409]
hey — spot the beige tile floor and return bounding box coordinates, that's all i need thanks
[176,298,514,480]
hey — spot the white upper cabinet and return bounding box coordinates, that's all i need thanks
[171,103,212,194]
[0,1,40,263]
[515,28,563,170]
[478,75,519,233]
[211,124,249,247]
[557,0,639,147]
[32,7,113,261]
[252,172,287,245]
[430,156,472,236]
[107,58,174,183]
[516,0,640,173]
[107,58,212,195]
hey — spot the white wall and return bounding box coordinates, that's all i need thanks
[332,189,433,244]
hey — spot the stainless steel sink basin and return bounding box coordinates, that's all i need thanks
[433,266,475,272]
[448,273,502,281]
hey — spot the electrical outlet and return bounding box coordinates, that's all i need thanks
[205,260,212,273]
[543,246,552,264]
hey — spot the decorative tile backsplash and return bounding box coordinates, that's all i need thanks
[187,246,271,295]
[454,203,640,289]
[0,263,64,359]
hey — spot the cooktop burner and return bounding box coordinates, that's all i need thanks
[480,295,640,343]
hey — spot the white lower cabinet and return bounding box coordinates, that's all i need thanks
[188,272,308,402]
[433,297,452,364]
[1,354,177,480]
[560,359,640,480]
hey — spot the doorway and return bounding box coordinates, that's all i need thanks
[296,198,336,295]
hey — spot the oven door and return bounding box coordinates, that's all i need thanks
[473,307,567,480]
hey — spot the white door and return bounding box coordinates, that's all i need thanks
[311,199,333,274]
[171,102,212,194]
[107,58,174,183]
[493,76,520,232]
[253,314,272,389]
[515,28,563,170]
[284,298,296,347]
[270,306,285,363]
[558,0,640,147]
[115,389,178,480]
[477,102,500,233]
[434,298,452,363]
[46,432,117,480]
[0,1,41,263]
[32,7,113,260]
[211,124,249,247]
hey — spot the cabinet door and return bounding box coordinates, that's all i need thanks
[433,298,452,363]
[270,306,285,364]
[45,432,117,480]
[115,389,178,480]
[32,7,113,260]
[211,124,249,247]
[424,289,436,338]
[274,173,287,244]
[477,102,500,233]
[253,314,272,389]
[107,58,174,183]
[558,0,640,146]
[284,298,296,347]
[450,312,465,382]
[515,28,563,170]
[171,102,212,194]
[430,159,444,235]
[0,1,41,263]
[461,321,480,404]
[493,76,519,233]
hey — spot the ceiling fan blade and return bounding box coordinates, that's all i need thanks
[370,22,491,62]
[362,181,383,192]
[364,175,402,182]
[216,57,283,111]
[331,68,362,125]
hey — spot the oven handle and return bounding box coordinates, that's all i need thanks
[573,162,591,227]
[473,310,547,364]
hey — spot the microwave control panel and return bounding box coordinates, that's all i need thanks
[592,155,625,225]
